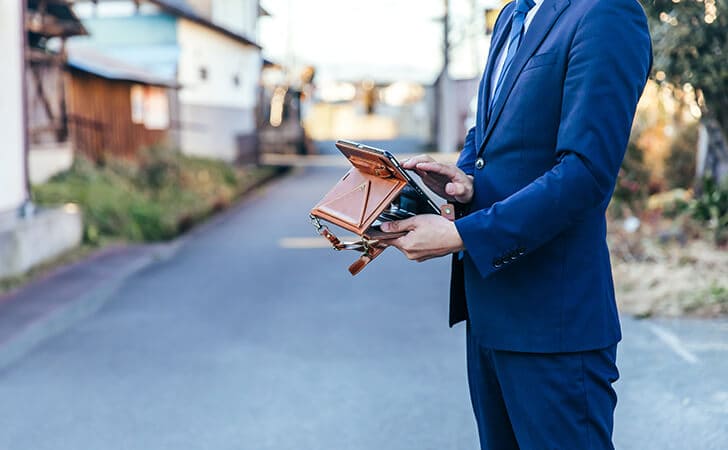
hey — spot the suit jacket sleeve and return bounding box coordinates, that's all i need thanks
[454,0,652,278]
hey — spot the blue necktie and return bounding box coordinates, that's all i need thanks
[488,0,536,114]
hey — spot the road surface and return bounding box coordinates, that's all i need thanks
[0,160,726,449]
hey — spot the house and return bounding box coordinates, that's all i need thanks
[72,0,264,162]
[26,0,178,182]
[65,47,177,161]
[25,0,86,183]
[1,1,82,280]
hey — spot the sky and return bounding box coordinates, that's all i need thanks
[259,0,500,84]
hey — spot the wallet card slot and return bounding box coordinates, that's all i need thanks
[348,156,394,178]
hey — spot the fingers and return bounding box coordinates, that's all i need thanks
[419,170,451,185]
[379,217,418,233]
[388,238,417,261]
[377,236,402,248]
[415,162,462,181]
[382,236,409,253]
[402,154,435,170]
[378,233,417,260]
[382,236,435,261]
[385,237,441,262]
[374,235,400,248]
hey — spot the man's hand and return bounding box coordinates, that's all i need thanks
[379,214,464,262]
[402,155,474,204]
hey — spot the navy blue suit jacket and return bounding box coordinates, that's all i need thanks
[450,0,652,352]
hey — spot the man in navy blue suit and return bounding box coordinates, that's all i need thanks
[380,0,652,448]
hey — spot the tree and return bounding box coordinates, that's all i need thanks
[641,0,728,181]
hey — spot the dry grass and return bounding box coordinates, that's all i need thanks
[610,220,728,318]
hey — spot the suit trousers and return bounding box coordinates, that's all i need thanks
[466,326,619,450]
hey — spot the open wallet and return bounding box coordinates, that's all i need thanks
[310,140,455,275]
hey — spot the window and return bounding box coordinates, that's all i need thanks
[199,67,208,81]
[232,74,240,87]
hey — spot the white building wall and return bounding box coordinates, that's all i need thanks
[0,1,28,214]
[177,18,261,110]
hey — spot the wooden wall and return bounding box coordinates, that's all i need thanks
[66,70,169,161]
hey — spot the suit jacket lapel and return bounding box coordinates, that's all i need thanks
[480,5,515,120]
[479,0,571,155]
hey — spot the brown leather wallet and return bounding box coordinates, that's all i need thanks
[310,140,454,275]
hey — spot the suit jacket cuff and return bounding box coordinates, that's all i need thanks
[454,208,528,278]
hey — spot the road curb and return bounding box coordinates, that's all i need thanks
[0,246,165,372]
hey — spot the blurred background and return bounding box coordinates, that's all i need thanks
[0,1,726,449]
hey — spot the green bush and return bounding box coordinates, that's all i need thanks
[33,149,276,244]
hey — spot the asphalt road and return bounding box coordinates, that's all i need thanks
[0,160,726,449]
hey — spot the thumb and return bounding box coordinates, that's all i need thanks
[380,217,417,233]
[445,182,465,197]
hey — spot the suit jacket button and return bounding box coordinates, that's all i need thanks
[518,247,526,256]
[492,258,503,268]
[475,158,485,170]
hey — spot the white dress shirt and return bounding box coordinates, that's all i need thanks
[490,0,545,100]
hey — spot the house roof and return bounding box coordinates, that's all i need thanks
[67,46,179,88]
[148,0,262,50]
[27,0,87,38]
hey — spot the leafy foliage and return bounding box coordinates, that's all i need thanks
[641,0,728,135]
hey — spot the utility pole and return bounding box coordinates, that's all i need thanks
[443,0,450,71]
[436,0,458,153]
[285,0,296,85]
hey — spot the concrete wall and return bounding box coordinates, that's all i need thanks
[0,1,28,214]
[179,103,255,161]
[0,207,83,280]
[29,142,75,185]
